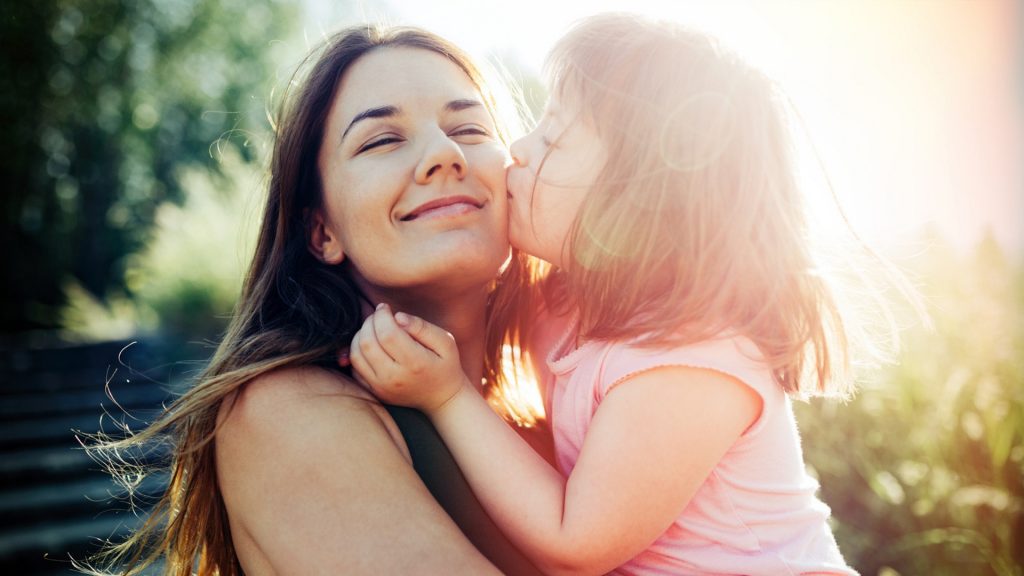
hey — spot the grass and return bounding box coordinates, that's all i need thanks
[796,234,1023,576]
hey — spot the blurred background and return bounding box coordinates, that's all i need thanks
[0,0,1020,574]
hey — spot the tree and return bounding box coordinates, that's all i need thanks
[0,0,295,332]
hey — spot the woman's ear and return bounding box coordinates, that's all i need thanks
[307,209,345,265]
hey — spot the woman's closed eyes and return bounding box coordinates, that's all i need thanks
[355,123,493,155]
[356,133,404,154]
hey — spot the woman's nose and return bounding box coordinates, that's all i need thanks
[415,131,467,184]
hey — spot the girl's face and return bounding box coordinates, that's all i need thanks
[506,93,607,268]
[314,47,510,300]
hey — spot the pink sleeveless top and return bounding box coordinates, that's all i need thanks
[533,310,856,575]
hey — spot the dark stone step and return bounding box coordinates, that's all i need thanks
[0,477,120,526]
[0,409,168,452]
[0,340,139,375]
[1,370,114,395]
[0,446,93,485]
[0,512,143,575]
[0,359,198,395]
[0,443,170,488]
[0,337,189,575]
[0,474,167,528]
[0,381,174,420]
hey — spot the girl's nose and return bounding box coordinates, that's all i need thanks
[508,136,527,167]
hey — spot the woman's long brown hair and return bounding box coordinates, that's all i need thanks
[80,24,528,576]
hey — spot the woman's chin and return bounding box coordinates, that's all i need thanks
[417,241,509,288]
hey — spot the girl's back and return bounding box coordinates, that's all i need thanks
[534,307,853,575]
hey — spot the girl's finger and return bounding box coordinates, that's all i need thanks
[355,314,397,376]
[393,311,457,358]
[348,327,378,383]
[372,304,428,362]
[350,366,373,393]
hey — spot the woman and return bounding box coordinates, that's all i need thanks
[87,25,543,575]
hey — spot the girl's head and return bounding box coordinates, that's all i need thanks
[508,13,848,395]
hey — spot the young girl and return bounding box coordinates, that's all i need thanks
[351,13,863,576]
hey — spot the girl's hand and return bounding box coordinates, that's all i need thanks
[349,304,472,413]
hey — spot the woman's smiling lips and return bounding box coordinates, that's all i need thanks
[400,195,484,221]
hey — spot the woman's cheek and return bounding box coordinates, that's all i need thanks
[475,143,510,194]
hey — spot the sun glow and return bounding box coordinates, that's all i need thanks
[491,344,547,428]
[309,0,1021,254]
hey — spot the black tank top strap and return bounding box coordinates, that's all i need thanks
[384,405,543,576]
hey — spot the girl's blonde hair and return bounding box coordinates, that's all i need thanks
[542,13,867,396]
[81,24,528,575]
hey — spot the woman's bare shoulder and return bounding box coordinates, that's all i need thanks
[227,364,374,404]
[213,365,497,574]
[216,365,410,464]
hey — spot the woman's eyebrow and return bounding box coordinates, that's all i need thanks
[341,105,400,143]
[446,98,482,112]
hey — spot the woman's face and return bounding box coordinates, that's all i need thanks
[314,47,509,299]
[506,92,606,268]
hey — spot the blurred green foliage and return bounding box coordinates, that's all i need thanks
[0,0,294,331]
[59,149,261,343]
[796,233,1023,576]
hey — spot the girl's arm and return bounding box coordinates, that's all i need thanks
[215,366,502,575]
[352,307,762,576]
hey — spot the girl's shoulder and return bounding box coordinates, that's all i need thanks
[597,334,780,403]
